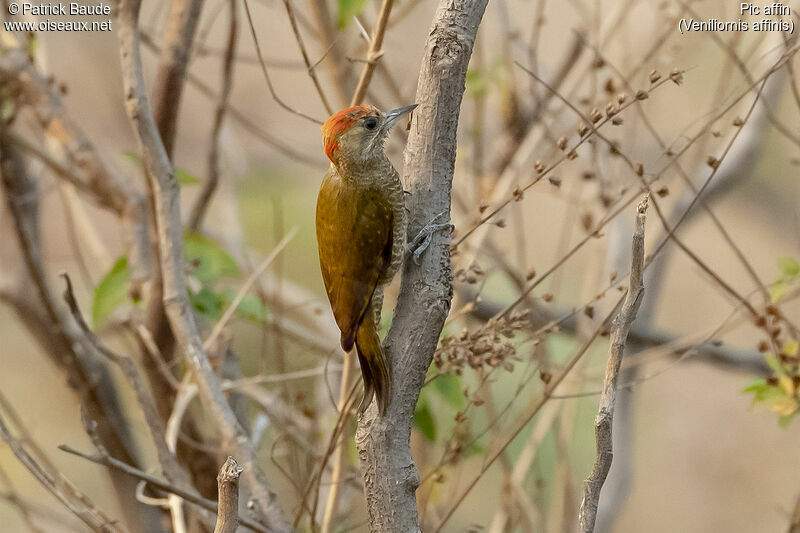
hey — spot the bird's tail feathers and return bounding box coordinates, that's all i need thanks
[355,315,391,415]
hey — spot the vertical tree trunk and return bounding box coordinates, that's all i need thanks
[355,1,488,531]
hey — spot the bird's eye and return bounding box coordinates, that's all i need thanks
[364,117,378,130]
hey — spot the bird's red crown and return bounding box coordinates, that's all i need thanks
[321,105,379,161]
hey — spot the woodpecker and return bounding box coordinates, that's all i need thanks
[316,104,417,415]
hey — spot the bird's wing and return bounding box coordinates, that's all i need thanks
[316,176,393,352]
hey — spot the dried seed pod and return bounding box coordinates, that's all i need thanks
[526,268,536,281]
[590,108,603,123]
[617,92,627,104]
[578,122,590,136]
[634,162,644,176]
[548,175,562,187]
[635,89,649,100]
[605,102,617,117]
[649,69,661,83]
[706,155,719,169]
[612,116,623,125]
[669,68,684,85]
[557,136,568,150]
[656,186,669,197]
[732,117,744,127]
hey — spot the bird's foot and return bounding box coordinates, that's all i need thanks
[406,211,453,264]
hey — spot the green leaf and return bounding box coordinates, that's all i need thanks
[770,281,790,303]
[742,378,767,394]
[337,0,369,28]
[432,373,465,410]
[778,411,798,428]
[465,441,485,458]
[176,168,200,186]
[744,380,787,406]
[778,257,800,278]
[764,354,786,375]
[413,396,436,441]
[189,287,223,320]
[232,293,270,323]
[92,257,130,327]
[184,233,240,282]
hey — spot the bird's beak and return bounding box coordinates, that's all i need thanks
[383,104,418,129]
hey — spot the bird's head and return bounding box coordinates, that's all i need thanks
[321,104,417,165]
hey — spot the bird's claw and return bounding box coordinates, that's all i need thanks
[407,211,453,264]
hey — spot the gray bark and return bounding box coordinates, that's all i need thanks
[354,1,488,531]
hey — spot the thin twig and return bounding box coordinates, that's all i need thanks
[578,198,648,533]
[0,412,127,533]
[0,459,47,533]
[350,0,394,106]
[60,273,201,532]
[188,0,239,231]
[242,0,323,124]
[281,0,333,114]
[139,31,322,165]
[57,445,268,533]
[320,354,356,533]
[204,227,297,350]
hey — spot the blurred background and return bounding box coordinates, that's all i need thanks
[1,0,800,532]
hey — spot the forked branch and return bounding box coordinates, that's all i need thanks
[578,197,649,533]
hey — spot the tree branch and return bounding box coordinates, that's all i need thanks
[188,0,238,231]
[57,445,267,533]
[578,197,648,533]
[213,457,243,533]
[350,0,394,106]
[0,411,127,533]
[114,1,290,529]
[354,1,488,530]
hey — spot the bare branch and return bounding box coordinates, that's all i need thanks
[214,457,243,533]
[57,446,268,533]
[114,1,290,529]
[0,412,127,533]
[242,0,324,124]
[280,0,334,114]
[151,0,205,158]
[350,0,394,106]
[319,354,356,533]
[139,31,322,165]
[60,273,203,531]
[188,0,238,231]
[0,48,153,286]
[578,198,648,533]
